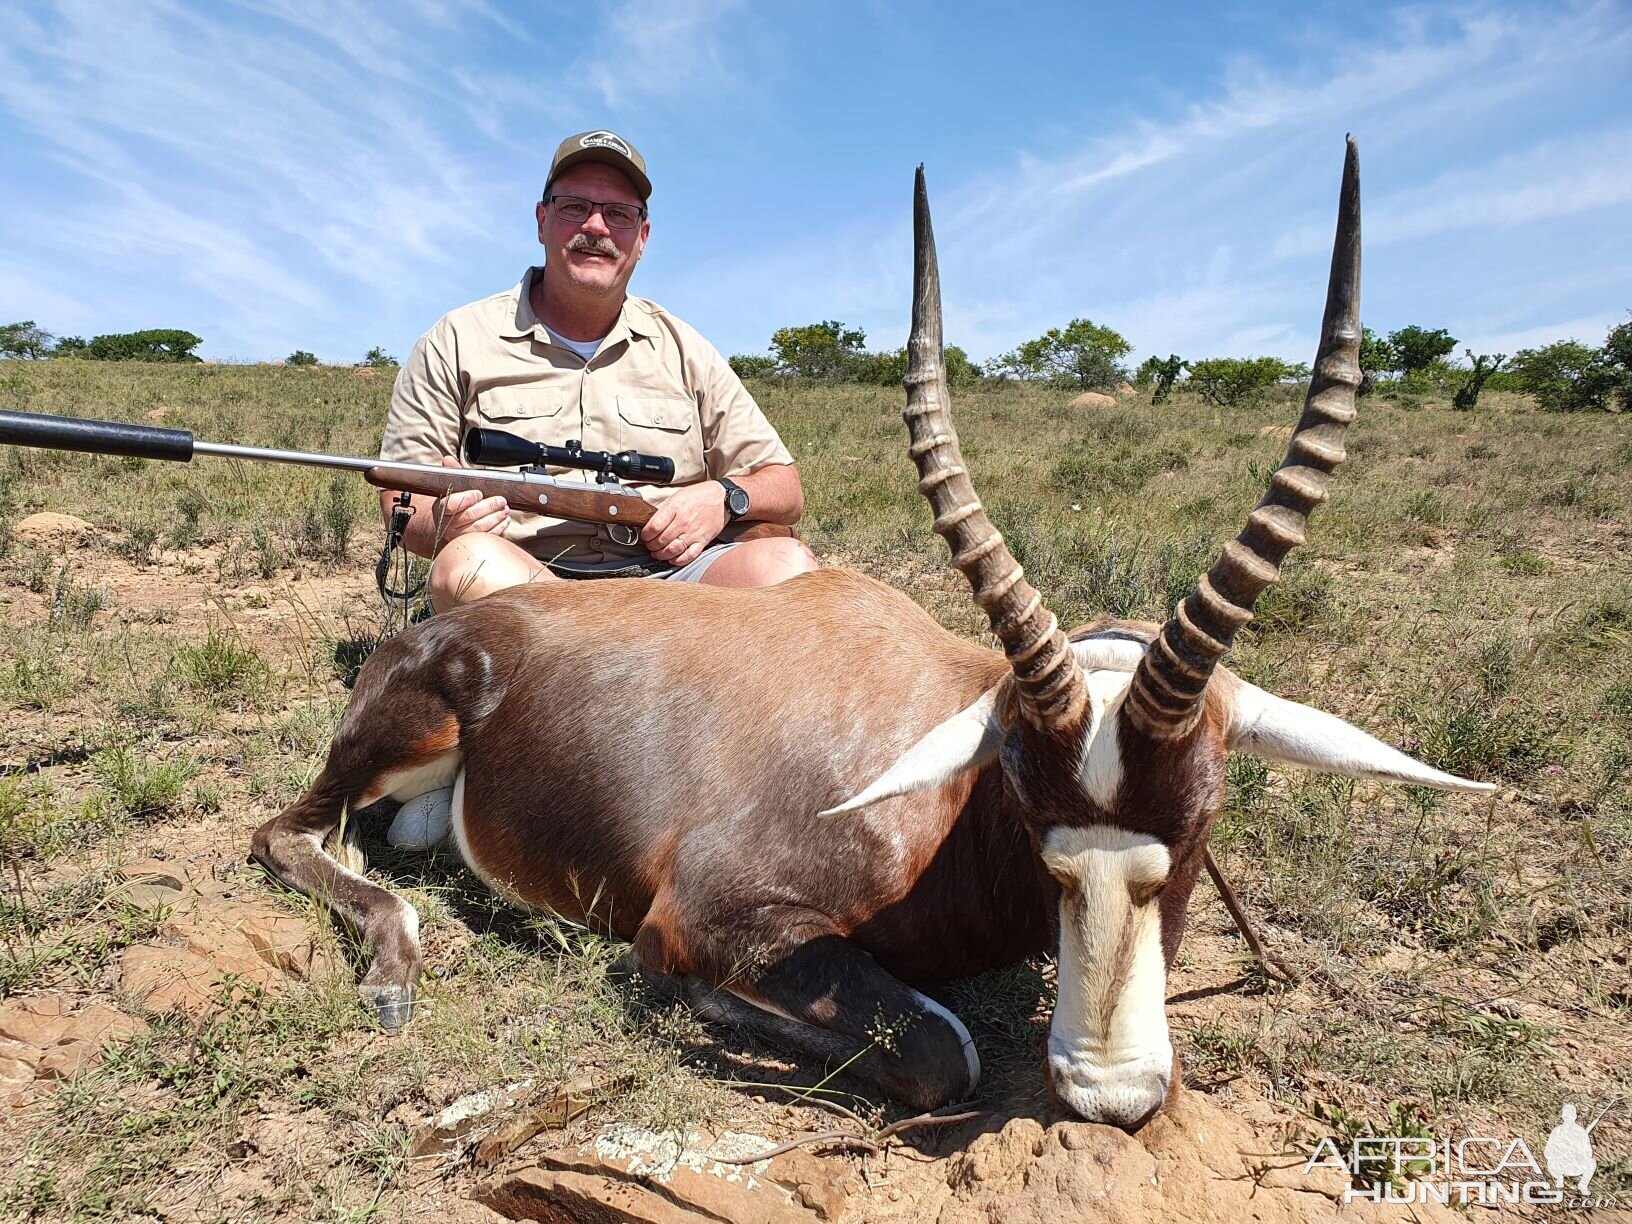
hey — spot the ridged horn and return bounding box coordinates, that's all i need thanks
[905,166,1087,731]
[1125,136,1362,741]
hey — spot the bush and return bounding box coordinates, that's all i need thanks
[286,350,318,366]
[728,354,777,380]
[1185,357,1292,408]
[1509,341,1617,412]
[360,346,398,368]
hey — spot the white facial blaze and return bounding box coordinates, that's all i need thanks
[1041,826,1173,1127]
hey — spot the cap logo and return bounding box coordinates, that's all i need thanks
[579,131,632,158]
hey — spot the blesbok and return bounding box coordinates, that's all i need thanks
[252,139,1492,1129]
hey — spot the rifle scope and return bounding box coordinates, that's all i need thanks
[463,428,675,485]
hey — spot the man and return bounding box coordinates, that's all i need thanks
[378,129,818,612]
[376,130,818,849]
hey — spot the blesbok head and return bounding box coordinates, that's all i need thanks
[824,141,1495,1129]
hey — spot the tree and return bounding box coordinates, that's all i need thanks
[1451,350,1505,412]
[1509,341,1617,412]
[1135,354,1185,404]
[1387,326,1457,377]
[1602,313,1632,411]
[1357,326,1393,395]
[0,320,55,360]
[78,329,203,362]
[769,320,867,381]
[854,344,982,389]
[728,354,777,380]
[286,350,318,366]
[992,318,1131,390]
[1185,357,1292,409]
[54,335,87,356]
[360,346,398,368]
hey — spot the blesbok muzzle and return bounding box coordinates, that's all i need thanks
[1041,825,1174,1129]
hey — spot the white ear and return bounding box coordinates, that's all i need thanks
[820,687,1004,816]
[1229,682,1497,793]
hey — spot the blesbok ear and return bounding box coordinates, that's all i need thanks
[819,687,1005,816]
[1228,681,1497,793]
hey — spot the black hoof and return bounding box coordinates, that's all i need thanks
[360,983,416,1032]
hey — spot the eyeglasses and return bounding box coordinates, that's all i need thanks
[544,194,647,231]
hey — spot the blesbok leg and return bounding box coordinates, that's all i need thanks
[685,932,979,1111]
[248,639,472,1031]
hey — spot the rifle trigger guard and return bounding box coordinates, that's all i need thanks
[608,522,639,547]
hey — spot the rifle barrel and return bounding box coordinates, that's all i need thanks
[1,408,589,489]
[0,409,654,527]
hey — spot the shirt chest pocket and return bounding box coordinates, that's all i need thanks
[474,386,568,429]
[617,395,705,482]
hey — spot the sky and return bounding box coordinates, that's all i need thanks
[1,0,1628,369]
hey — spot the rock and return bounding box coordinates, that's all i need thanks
[936,1090,1464,1224]
[13,512,96,544]
[947,1116,1046,1188]
[1068,392,1118,410]
[479,1125,849,1224]
[0,995,148,1103]
[0,995,146,1051]
[114,881,334,1019]
[478,1167,700,1223]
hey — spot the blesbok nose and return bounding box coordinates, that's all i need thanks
[1045,1043,1171,1130]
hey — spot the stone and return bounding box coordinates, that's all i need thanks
[478,1167,699,1223]
[0,995,146,1051]
[13,512,96,544]
[479,1125,848,1224]
[1068,392,1118,410]
[935,1090,1465,1224]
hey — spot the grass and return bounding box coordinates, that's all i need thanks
[0,364,1628,1210]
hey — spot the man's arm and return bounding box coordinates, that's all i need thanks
[378,328,510,558]
[641,462,803,564]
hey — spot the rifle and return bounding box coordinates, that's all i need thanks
[0,409,669,536]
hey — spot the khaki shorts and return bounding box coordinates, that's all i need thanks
[542,541,740,583]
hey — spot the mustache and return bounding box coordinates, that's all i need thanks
[567,234,620,257]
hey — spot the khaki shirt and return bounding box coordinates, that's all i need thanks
[381,269,794,563]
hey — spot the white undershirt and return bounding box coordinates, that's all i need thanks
[547,327,601,363]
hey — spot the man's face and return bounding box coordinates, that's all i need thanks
[535,162,649,299]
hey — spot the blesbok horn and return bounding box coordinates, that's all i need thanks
[904,166,1088,731]
[1125,137,1363,740]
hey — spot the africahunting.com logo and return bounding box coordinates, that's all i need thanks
[1303,1100,1621,1209]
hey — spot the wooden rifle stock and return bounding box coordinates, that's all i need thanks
[361,463,655,531]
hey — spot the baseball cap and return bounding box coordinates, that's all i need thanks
[545,130,652,201]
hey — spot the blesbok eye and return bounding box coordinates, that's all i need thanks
[1128,878,1165,907]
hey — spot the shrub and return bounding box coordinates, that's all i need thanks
[360,346,398,368]
[1509,340,1617,412]
[1185,357,1292,408]
[728,354,776,380]
[286,350,318,366]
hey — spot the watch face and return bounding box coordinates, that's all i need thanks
[726,485,750,516]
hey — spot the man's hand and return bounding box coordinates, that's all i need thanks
[434,455,509,544]
[642,481,728,567]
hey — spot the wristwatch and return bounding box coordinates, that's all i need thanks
[719,477,750,521]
